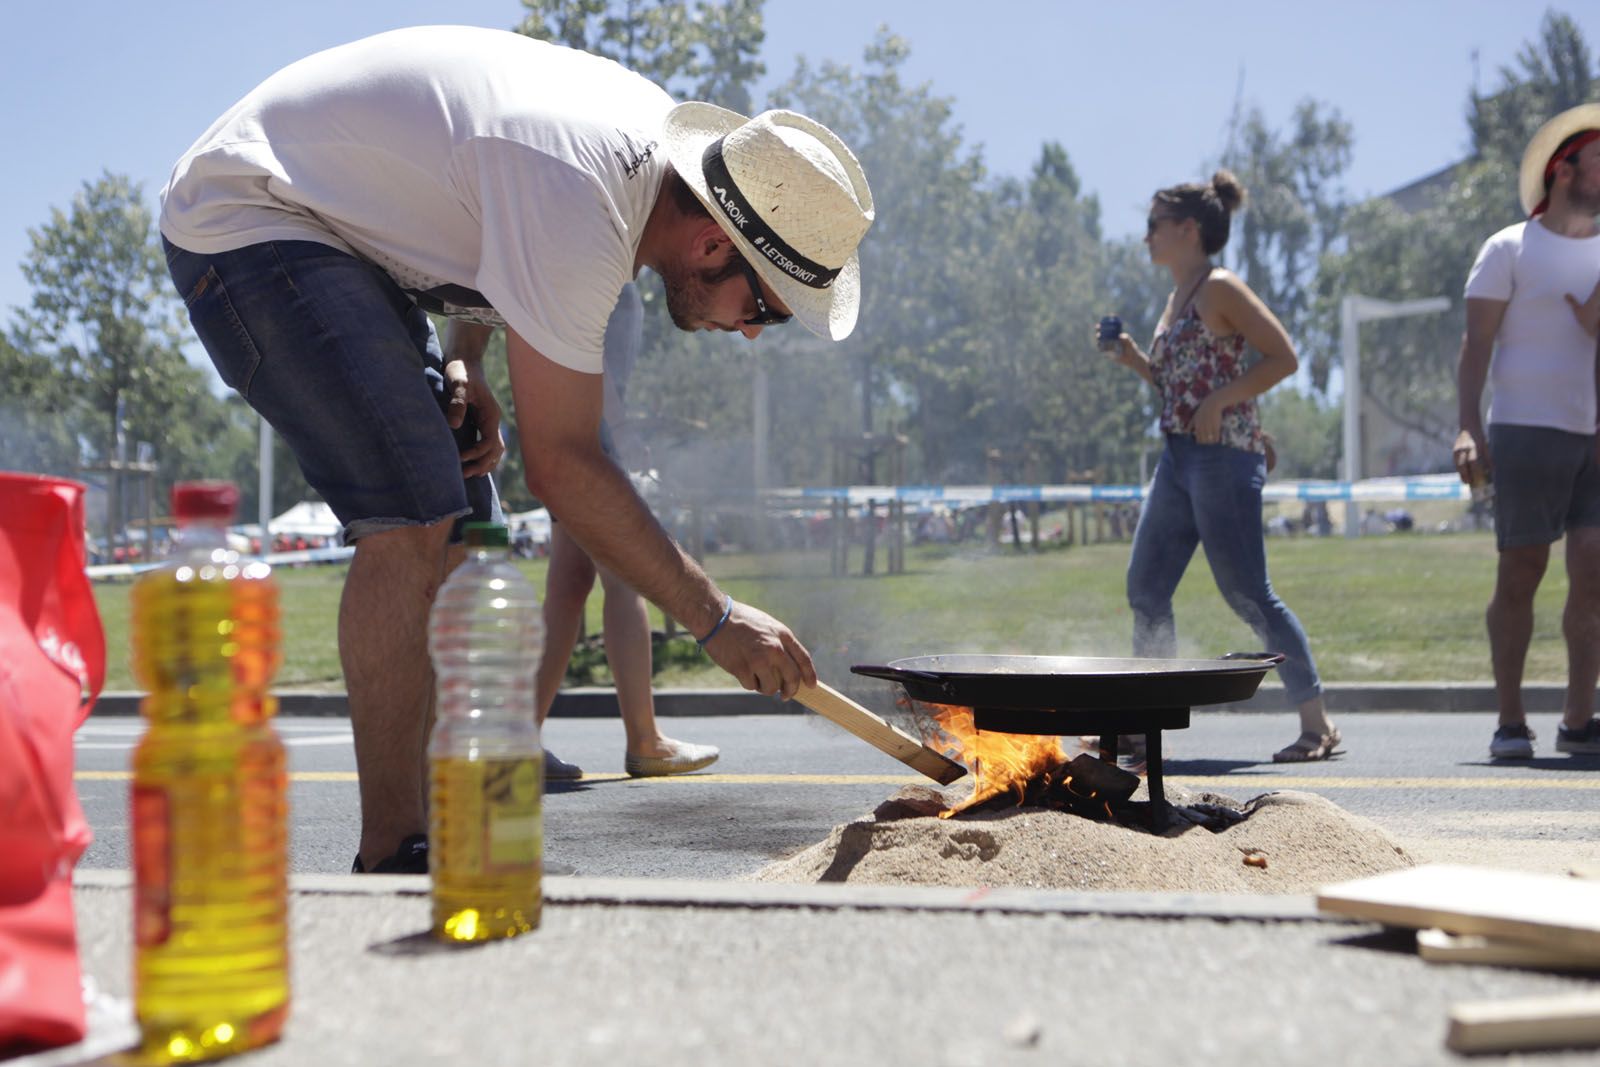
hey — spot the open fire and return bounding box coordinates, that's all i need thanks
[923,702,1140,821]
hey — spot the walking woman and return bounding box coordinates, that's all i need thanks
[1100,170,1339,763]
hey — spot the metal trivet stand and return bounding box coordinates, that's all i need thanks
[971,705,1190,829]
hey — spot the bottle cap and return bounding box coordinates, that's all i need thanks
[171,481,240,522]
[463,521,509,548]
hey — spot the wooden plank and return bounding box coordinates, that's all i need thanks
[1446,991,1600,1053]
[1417,929,1600,970]
[794,682,967,785]
[1317,865,1600,955]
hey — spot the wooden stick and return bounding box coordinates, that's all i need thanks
[1417,928,1600,970]
[1317,864,1600,955]
[794,682,967,785]
[1447,991,1600,1053]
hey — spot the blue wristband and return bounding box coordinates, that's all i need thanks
[697,594,734,647]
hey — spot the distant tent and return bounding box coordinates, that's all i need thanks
[269,500,341,538]
[506,507,552,546]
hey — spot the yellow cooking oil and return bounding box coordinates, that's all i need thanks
[430,752,542,941]
[129,482,288,1062]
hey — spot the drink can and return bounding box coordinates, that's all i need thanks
[1097,315,1122,351]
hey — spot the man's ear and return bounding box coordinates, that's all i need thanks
[690,221,732,263]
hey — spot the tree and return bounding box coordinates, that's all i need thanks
[1312,9,1597,471]
[11,173,255,512]
[1225,100,1353,390]
[767,30,993,480]
[516,0,765,109]
[507,0,772,506]
[1258,386,1341,479]
[1470,11,1597,176]
[0,328,81,476]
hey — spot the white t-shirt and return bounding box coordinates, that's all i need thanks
[1464,219,1600,435]
[159,25,674,374]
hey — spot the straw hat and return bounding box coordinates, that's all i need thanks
[1518,102,1600,216]
[662,103,874,340]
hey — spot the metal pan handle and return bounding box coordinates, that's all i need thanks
[1220,651,1286,666]
[850,664,957,696]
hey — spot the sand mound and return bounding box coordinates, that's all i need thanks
[751,786,1413,894]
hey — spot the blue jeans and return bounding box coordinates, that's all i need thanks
[163,238,499,543]
[1126,435,1322,706]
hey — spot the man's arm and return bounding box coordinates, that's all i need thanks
[505,328,816,698]
[442,320,505,477]
[1453,297,1508,485]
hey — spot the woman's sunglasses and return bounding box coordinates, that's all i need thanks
[1146,213,1185,236]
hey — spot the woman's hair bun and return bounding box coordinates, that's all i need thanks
[1210,169,1246,213]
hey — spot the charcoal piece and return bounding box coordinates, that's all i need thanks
[1059,752,1141,804]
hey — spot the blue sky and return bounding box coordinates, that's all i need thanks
[3,1,1596,325]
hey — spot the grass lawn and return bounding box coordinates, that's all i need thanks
[91,530,1572,692]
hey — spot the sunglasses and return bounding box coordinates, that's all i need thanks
[736,257,792,327]
[1146,213,1185,236]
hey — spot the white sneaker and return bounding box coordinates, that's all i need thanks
[1489,724,1534,760]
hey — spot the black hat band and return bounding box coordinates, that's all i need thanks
[701,138,841,291]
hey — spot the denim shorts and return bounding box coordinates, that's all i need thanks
[163,238,499,544]
[1489,423,1600,550]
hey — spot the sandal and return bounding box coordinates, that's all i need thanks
[1272,728,1341,763]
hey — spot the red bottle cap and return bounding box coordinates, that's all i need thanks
[171,481,240,521]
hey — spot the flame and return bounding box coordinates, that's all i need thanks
[925,703,1065,818]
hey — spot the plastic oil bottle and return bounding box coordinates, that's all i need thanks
[129,482,288,1062]
[428,521,544,942]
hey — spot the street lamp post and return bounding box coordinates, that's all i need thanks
[1340,294,1450,537]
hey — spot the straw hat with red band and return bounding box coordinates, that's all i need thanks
[1519,103,1600,217]
[662,103,875,341]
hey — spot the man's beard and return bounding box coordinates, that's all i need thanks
[660,252,747,331]
[661,261,712,331]
[1570,177,1600,217]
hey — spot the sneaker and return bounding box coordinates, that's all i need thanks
[1556,717,1600,754]
[543,749,584,780]
[1489,724,1535,760]
[352,833,428,874]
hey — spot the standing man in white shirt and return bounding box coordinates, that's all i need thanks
[159,26,875,872]
[1454,103,1600,760]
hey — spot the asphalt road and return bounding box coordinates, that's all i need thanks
[73,708,1600,878]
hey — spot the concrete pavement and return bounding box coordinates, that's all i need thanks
[32,870,1600,1066]
[35,690,1600,1065]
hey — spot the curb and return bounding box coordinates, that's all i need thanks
[88,682,1564,718]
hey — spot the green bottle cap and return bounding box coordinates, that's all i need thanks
[463,522,510,548]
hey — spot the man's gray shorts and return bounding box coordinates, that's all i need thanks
[1489,423,1600,550]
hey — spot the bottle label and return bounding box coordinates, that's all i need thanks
[482,758,542,870]
[435,756,543,875]
[131,785,172,947]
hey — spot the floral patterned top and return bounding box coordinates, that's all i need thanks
[1150,301,1265,454]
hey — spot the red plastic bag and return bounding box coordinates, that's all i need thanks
[0,472,105,1052]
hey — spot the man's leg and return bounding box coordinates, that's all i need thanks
[1488,543,1550,727]
[345,521,453,870]
[1562,527,1600,732]
[535,524,597,727]
[164,238,486,866]
[597,567,663,756]
[600,563,718,775]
